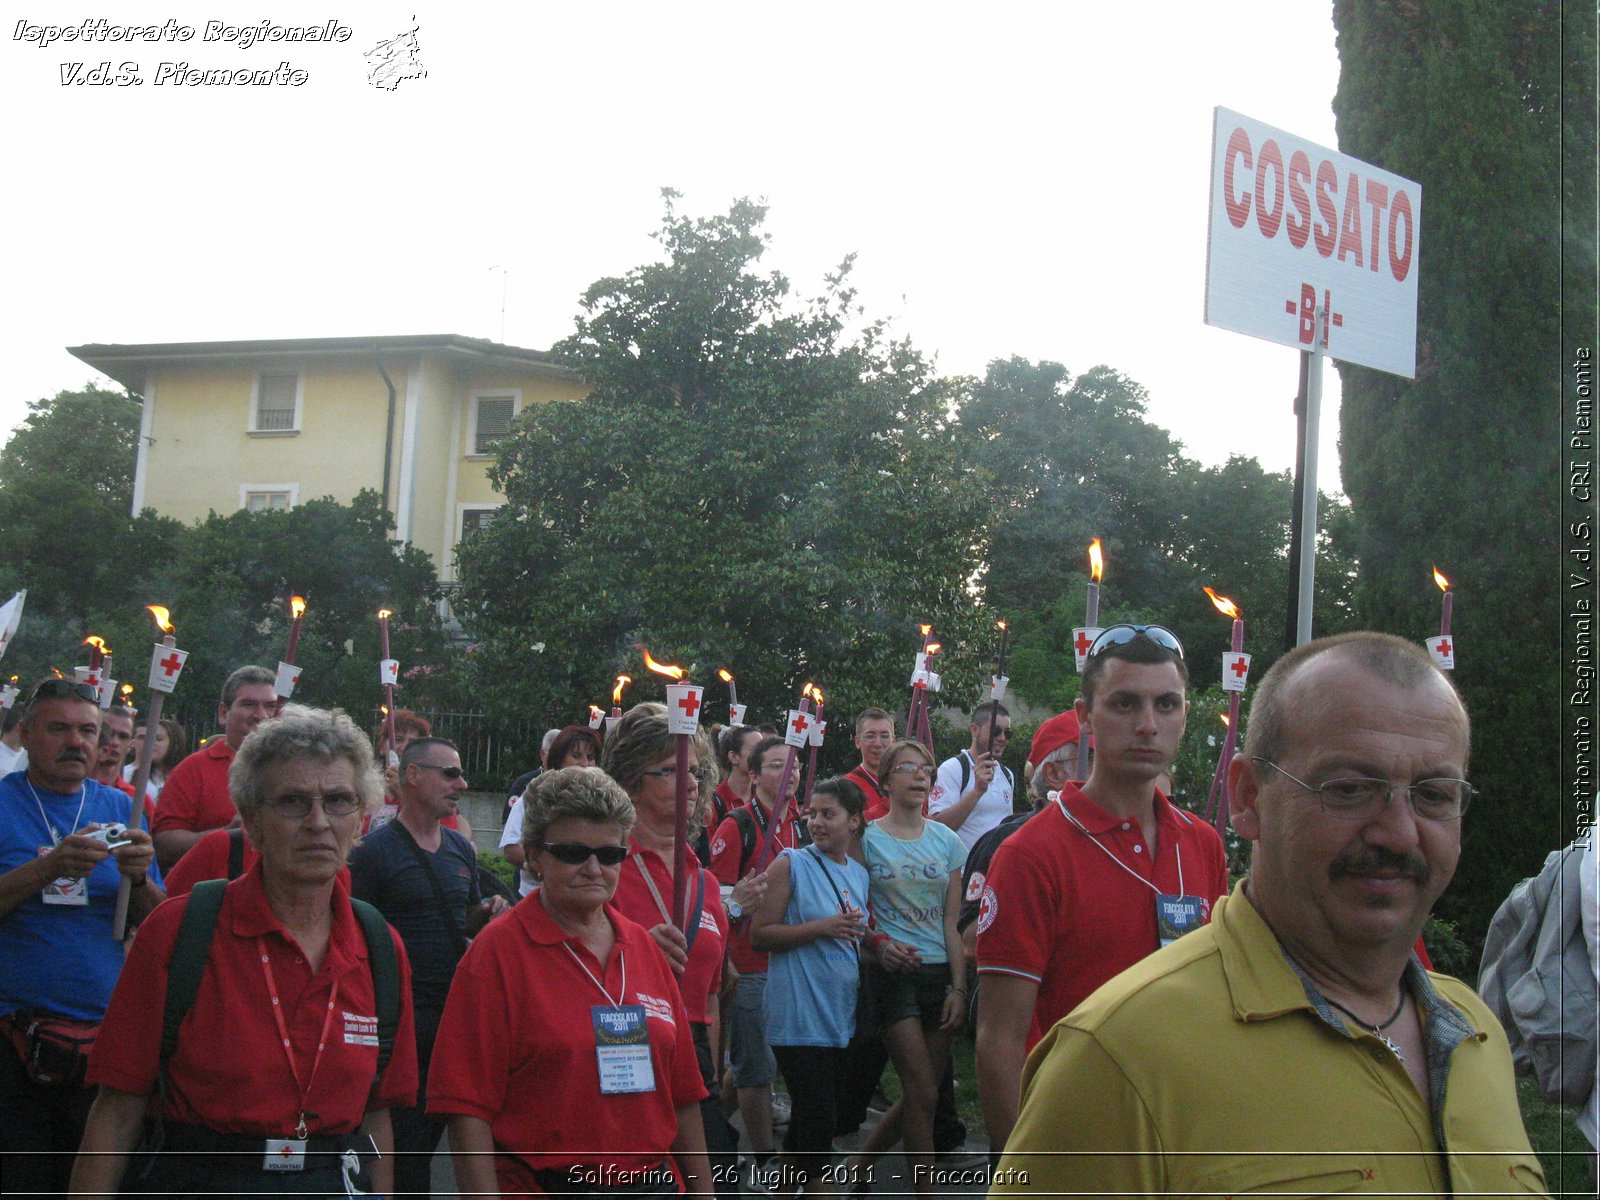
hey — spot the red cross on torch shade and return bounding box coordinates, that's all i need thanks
[158,652,183,678]
[791,712,811,737]
[677,690,701,720]
[1074,630,1094,656]
[1230,655,1249,678]
[1436,639,1451,657]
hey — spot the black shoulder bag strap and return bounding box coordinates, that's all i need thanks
[226,828,246,881]
[350,897,400,1086]
[389,819,468,960]
[804,847,860,960]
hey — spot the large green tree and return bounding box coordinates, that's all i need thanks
[1332,0,1593,942]
[455,195,991,728]
[0,386,183,683]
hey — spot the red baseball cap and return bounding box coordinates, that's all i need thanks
[1027,710,1082,768]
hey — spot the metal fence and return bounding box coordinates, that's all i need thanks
[151,701,543,795]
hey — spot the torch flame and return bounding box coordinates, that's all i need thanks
[641,648,685,681]
[84,636,108,653]
[380,704,389,716]
[1221,713,1230,727]
[1088,538,1104,583]
[802,681,815,699]
[119,683,133,697]
[925,642,942,657]
[919,623,932,636]
[812,685,825,707]
[612,675,632,704]
[1203,586,1241,619]
[589,704,604,719]
[717,668,734,684]
[290,596,306,619]
[377,608,393,621]
[997,619,1007,631]
[1432,566,1450,593]
[147,605,174,634]
[50,667,64,678]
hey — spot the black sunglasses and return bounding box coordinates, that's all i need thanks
[413,763,466,781]
[542,841,628,867]
[1087,624,1186,660]
[28,679,99,705]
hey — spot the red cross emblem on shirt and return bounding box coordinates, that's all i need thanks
[1435,639,1451,657]
[1074,630,1094,656]
[676,691,701,720]
[158,652,184,678]
[790,712,811,737]
[1229,655,1249,678]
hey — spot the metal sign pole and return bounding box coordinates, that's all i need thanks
[1294,321,1325,645]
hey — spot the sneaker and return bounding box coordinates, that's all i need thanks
[771,1093,792,1127]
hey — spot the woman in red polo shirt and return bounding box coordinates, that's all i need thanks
[429,765,713,1199]
[70,705,418,1198]
[603,704,763,1200]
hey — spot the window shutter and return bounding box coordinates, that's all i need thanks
[256,374,298,430]
[474,397,515,454]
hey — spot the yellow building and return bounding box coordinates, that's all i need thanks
[68,334,586,583]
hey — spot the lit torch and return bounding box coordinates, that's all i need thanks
[718,667,743,725]
[1086,539,1104,627]
[377,609,397,761]
[1202,587,1248,839]
[644,649,700,931]
[987,619,1010,750]
[755,680,815,875]
[1426,567,1455,670]
[285,595,307,664]
[801,683,826,812]
[115,605,184,940]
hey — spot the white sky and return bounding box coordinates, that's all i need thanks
[1,1,1351,491]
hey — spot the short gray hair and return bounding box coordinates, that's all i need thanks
[1030,740,1076,800]
[221,665,276,708]
[230,704,384,816]
[523,765,636,848]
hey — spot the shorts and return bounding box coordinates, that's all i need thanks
[725,970,776,1087]
[863,961,952,1033]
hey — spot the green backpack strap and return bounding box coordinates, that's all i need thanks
[162,879,228,1068]
[350,897,400,1085]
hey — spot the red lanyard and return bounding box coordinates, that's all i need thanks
[257,937,340,1139]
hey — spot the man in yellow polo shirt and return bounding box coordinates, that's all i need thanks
[994,632,1547,1198]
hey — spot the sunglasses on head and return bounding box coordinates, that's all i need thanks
[542,841,628,867]
[1087,624,1185,660]
[28,679,99,705]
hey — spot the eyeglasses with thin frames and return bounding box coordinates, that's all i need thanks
[264,792,364,819]
[643,766,710,783]
[1251,757,1474,821]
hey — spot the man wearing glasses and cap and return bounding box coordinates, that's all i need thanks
[349,736,508,1198]
[0,678,163,1195]
[974,624,1228,1154]
[994,631,1545,1196]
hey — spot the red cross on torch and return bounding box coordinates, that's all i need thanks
[1203,587,1246,837]
[642,647,697,931]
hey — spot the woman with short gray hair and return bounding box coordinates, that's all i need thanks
[429,765,713,1198]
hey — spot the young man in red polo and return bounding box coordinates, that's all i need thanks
[974,625,1228,1154]
[845,708,894,821]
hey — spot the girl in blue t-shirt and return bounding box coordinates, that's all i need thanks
[751,776,870,1197]
[847,740,967,1199]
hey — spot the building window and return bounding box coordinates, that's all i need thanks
[468,391,520,456]
[251,372,302,433]
[240,483,299,512]
[460,505,500,539]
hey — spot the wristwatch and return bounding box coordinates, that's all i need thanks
[725,897,744,920]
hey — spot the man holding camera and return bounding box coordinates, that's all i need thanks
[0,679,163,1195]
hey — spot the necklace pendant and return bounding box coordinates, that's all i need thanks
[1377,1031,1405,1062]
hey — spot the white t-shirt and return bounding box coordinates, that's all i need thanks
[499,795,536,897]
[928,749,1014,851]
[0,744,26,776]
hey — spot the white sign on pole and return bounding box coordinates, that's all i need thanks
[1205,106,1422,379]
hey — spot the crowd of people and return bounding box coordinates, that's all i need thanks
[0,625,1563,1197]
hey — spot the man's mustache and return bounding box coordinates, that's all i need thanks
[1331,846,1429,882]
[55,749,89,764]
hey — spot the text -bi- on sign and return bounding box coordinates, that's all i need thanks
[1205,107,1421,379]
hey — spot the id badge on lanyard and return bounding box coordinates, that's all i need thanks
[39,849,88,905]
[1156,893,1203,947]
[592,1005,656,1095]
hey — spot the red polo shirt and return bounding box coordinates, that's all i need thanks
[87,862,418,1132]
[614,843,727,1025]
[426,895,705,1195]
[846,765,887,822]
[709,801,800,975]
[162,827,261,899]
[152,740,238,838]
[975,783,1229,1050]
[711,780,746,829]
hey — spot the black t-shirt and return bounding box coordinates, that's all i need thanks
[348,821,481,1027]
